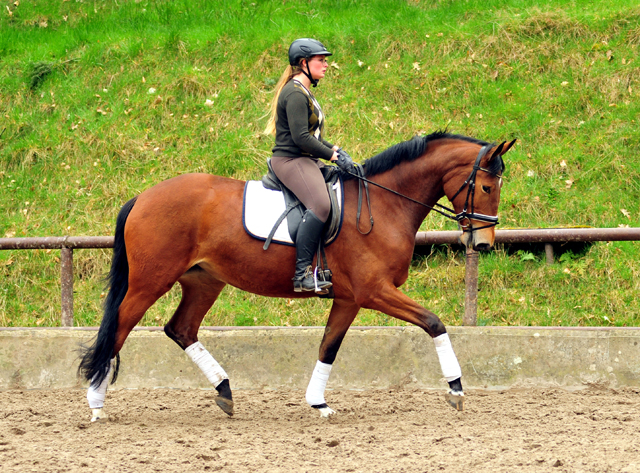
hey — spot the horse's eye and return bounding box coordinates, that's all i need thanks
[482,185,491,194]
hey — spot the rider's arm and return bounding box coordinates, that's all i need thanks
[285,92,334,161]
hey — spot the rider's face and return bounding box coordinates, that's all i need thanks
[304,55,329,81]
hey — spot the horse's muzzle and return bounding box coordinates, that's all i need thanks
[473,242,493,252]
[459,227,495,251]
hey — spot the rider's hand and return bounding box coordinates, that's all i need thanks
[335,148,356,174]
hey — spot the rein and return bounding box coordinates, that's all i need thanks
[345,144,501,234]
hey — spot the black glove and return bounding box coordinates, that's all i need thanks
[335,148,356,174]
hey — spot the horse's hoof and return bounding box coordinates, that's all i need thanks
[318,406,336,418]
[90,408,107,423]
[215,396,234,417]
[445,391,464,411]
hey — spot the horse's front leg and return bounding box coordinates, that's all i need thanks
[306,298,360,418]
[365,285,464,411]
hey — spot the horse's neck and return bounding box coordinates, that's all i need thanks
[374,159,447,233]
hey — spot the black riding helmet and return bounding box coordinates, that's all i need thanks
[288,38,332,87]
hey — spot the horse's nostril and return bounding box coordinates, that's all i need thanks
[473,243,492,252]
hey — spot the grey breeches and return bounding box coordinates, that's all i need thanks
[270,156,331,223]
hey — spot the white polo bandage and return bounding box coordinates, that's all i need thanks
[305,360,332,406]
[434,333,462,382]
[185,341,227,388]
[87,359,114,409]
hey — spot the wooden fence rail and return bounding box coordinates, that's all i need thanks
[1,228,639,326]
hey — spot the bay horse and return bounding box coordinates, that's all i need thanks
[79,131,515,421]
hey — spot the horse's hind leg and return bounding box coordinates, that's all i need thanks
[89,284,170,422]
[163,267,233,416]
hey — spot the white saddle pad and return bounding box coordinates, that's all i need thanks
[243,180,342,246]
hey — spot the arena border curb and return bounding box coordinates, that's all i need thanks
[1,326,639,391]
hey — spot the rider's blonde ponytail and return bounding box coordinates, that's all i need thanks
[263,64,301,136]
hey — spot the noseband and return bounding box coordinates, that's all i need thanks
[344,144,502,235]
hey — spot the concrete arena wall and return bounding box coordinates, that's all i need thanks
[1,326,639,391]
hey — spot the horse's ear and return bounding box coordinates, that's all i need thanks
[489,142,506,161]
[501,139,517,155]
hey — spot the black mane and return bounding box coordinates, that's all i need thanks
[360,131,492,178]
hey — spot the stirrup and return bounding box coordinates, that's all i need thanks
[293,266,332,293]
[293,277,332,293]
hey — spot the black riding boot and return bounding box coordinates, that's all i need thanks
[293,210,332,293]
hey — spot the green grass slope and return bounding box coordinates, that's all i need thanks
[0,0,638,327]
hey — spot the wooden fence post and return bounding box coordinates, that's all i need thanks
[60,247,74,327]
[463,247,479,326]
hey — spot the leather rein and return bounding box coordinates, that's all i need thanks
[344,144,502,235]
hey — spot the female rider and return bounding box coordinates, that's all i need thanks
[264,38,354,292]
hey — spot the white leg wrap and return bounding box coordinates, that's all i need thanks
[434,333,462,382]
[185,341,227,388]
[305,360,332,406]
[87,359,114,409]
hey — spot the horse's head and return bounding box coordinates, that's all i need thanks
[445,139,516,251]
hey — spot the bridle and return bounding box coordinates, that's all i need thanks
[344,144,502,235]
[448,144,502,233]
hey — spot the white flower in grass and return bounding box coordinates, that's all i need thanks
[357,60,364,67]
[204,99,214,106]
[413,62,421,71]
[527,170,535,177]
[148,87,156,94]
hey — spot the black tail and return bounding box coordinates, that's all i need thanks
[78,196,138,387]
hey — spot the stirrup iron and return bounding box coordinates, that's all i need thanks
[294,265,331,293]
